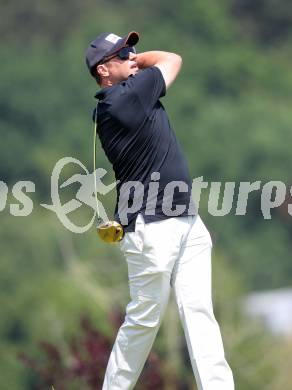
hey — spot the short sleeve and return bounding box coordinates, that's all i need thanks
[109,66,166,130]
[129,66,166,113]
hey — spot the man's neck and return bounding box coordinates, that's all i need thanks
[101,79,113,88]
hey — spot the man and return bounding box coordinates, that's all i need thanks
[85,31,234,390]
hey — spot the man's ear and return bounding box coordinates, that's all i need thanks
[96,64,109,79]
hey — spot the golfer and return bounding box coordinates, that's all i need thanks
[85,31,234,390]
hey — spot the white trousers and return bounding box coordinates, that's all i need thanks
[102,214,234,390]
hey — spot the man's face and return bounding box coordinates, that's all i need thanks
[97,49,139,85]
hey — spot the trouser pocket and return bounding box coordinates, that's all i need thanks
[120,214,145,254]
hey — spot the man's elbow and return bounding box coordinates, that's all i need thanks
[176,53,183,65]
[171,53,182,70]
[155,52,183,89]
[167,53,183,86]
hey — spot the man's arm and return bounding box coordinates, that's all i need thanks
[136,51,182,90]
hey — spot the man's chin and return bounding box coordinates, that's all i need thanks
[129,68,139,76]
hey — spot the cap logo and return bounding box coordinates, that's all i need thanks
[105,34,121,44]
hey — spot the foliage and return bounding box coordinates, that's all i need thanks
[19,314,166,390]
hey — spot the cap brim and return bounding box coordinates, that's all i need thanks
[125,31,139,46]
[106,31,139,57]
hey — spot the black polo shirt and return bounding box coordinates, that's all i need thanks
[94,66,196,232]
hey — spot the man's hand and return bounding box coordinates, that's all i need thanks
[136,51,182,89]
